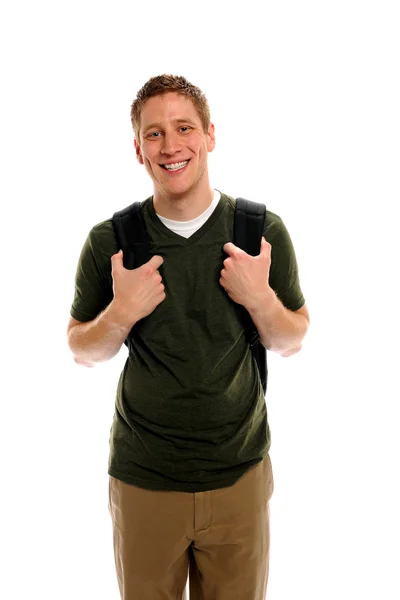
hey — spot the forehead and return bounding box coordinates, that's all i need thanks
[140,92,201,128]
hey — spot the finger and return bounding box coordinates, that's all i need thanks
[223,242,236,254]
[148,254,164,270]
[111,249,123,266]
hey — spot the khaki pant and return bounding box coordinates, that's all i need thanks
[108,454,274,600]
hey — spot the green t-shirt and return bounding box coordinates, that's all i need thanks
[70,192,305,492]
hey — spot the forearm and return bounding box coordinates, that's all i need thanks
[67,301,136,367]
[247,289,309,357]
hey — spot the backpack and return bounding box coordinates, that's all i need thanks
[112,197,268,395]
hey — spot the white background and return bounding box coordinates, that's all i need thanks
[1,1,399,599]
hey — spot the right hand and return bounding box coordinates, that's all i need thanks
[110,249,166,324]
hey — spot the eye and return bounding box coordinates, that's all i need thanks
[148,131,161,138]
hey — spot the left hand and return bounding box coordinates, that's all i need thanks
[219,237,272,310]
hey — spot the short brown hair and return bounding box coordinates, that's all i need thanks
[130,74,211,142]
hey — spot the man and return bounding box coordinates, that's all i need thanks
[67,74,309,600]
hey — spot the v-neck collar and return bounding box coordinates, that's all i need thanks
[146,190,226,246]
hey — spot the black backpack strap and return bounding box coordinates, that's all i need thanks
[235,198,266,258]
[234,197,268,395]
[112,202,151,270]
[112,202,152,348]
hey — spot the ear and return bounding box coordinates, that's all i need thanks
[207,122,216,152]
[134,138,144,165]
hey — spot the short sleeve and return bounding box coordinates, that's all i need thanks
[70,224,115,322]
[265,213,305,311]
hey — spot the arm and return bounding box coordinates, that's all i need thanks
[220,214,309,358]
[68,256,166,366]
[248,294,310,357]
[67,301,136,367]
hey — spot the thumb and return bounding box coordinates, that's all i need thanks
[111,249,123,264]
[260,237,269,253]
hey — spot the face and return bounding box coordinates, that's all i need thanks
[134,92,215,199]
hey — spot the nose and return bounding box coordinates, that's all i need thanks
[160,130,182,156]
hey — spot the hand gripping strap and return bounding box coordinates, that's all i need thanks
[235,197,268,395]
[112,201,151,349]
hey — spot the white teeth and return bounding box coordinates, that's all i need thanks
[164,160,188,171]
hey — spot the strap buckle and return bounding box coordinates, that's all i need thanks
[249,331,260,347]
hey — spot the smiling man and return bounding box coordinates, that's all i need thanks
[133,88,216,220]
[67,74,309,600]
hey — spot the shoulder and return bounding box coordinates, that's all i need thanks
[90,217,114,238]
[263,209,288,243]
[85,196,154,258]
[221,193,288,242]
[87,218,118,259]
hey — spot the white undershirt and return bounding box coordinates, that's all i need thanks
[155,189,221,239]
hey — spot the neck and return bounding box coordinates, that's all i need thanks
[153,179,214,221]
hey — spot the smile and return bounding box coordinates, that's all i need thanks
[160,160,190,172]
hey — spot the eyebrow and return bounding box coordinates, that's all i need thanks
[142,118,197,135]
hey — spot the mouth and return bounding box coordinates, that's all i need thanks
[160,159,190,173]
